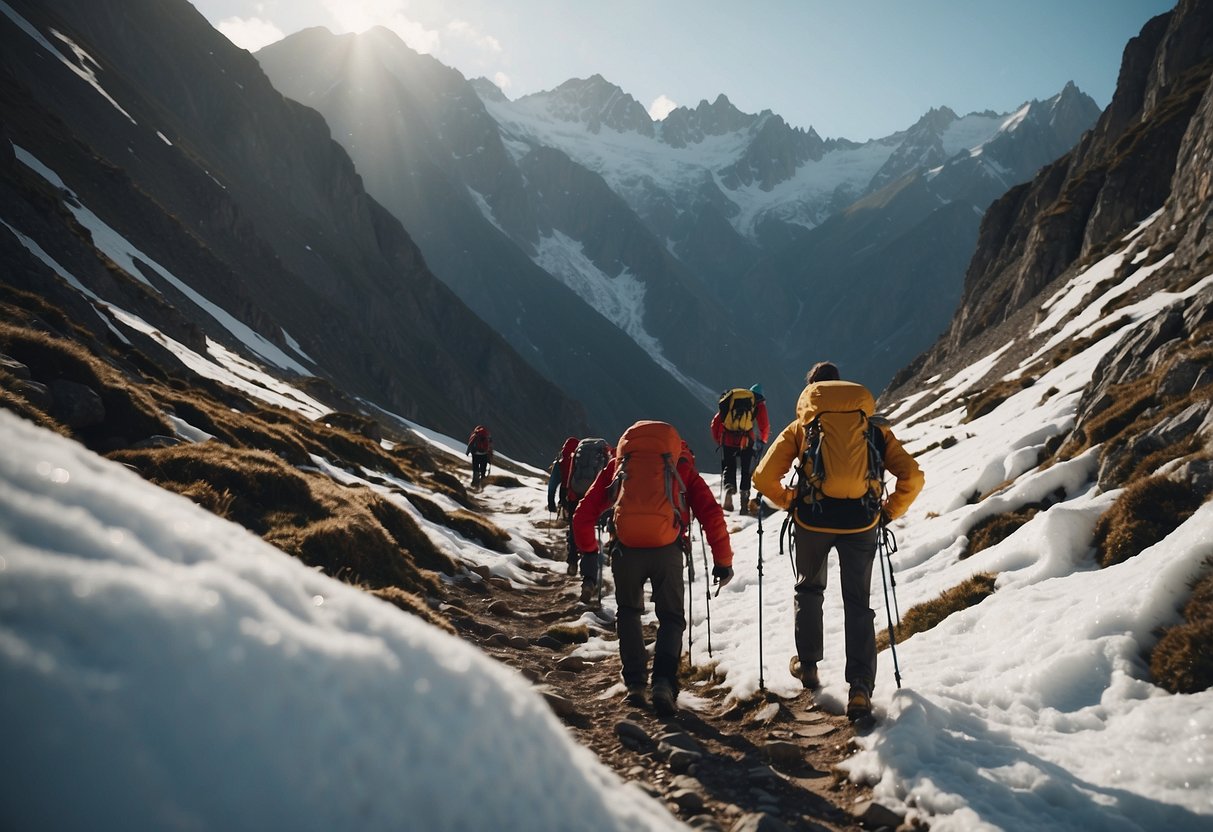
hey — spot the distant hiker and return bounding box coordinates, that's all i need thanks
[466,425,493,490]
[563,437,613,579]
[752,362,923,722]
[546,437,579,516]
[712,384,770,514]
[573,420,733,716]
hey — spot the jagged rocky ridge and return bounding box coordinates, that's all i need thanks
[886,0,1213,495]
[472,67,1100,402]
[0,0,585,464]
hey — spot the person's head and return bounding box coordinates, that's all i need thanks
[679,440,696,468]
[805,362,840,384]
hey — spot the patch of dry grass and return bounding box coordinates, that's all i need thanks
[543,623,589,644]
[876,572,997,651]
[1150,564,1213,694]
[109,443,322,534]
[109,443,454,604]
[964,377,1035,423]
[962,511,1039,559]
[405,492,511,553]
[370,587,454,634]
[1092,475,1205,568]
[0,369,69,435]
[0,321,170,446]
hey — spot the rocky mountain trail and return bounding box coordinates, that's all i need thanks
[438,516,898,832]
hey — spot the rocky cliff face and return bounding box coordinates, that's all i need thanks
[886,0,1213,495]
[937,1,1213,355]
[0,0,586,462]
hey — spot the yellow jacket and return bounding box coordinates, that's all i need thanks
[753,381,924,532]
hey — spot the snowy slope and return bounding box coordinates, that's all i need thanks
[0,413,679,832]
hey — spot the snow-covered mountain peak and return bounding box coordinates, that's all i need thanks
[516,73,656,137]
[469,75,508,102]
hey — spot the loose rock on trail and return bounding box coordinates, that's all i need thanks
[438,515,903,832]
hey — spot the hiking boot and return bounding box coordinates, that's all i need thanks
[651,680,677,716]
[723,487,736,512]
[789,656,819,689]
[623,685,647,708]
[579,580,598,604]
[739,490,751,516]
[846,687,872,721]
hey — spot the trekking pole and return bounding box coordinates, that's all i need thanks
[596,524,604,606]
[699,522,712,657]
[757,502,765,691]
[877,518,903,688]
[778,509,797,575]
[883,521,902,626]
[685,542,694,668]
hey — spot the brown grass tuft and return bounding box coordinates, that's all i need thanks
[877,572,997,651]
[0,321,170,447]
[962,511,1039,559]
[964,377,1035,423]
[369,586,454,633]
[1092,476,1205,568]
[109,443,323,534]
[1150,566,1213,694]
[0,371,70,435]
[404,492,512,554]
[485,474,524,488]
[361,492,457,575]
[543,623,589,644]
[110,442,448,598]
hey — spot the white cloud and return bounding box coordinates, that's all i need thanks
[448,19,501,53]
[493,71,512,92]
[216,16,285,52]
[648,94,678,121]
[321,0,441,53]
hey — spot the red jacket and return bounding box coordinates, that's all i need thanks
[711,398,770,449]
[572,446,733,567]
[557,437,579,489]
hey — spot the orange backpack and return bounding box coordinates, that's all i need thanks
[610,421,687,549]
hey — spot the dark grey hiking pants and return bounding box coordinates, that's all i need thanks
[793,524,879,694]
[722,445,755,492]
[612,542,685,689]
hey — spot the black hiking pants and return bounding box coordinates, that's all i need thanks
[721,445,755,492]
[793,524,879,694]
[612,542,684,690]
[563,498,579,565]
[470,452,490,483]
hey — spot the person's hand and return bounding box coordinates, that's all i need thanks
[712,565,734,588]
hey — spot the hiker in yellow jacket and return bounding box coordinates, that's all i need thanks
[753,362,923,721]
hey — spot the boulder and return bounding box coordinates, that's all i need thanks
[47,380,105,429]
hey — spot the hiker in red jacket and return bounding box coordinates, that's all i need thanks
[711,384,770,514]
[545,436,580,573]
[466,425,493,489]
[572,421,733,716]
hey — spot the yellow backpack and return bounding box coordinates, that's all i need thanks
[794,381,886,528]
[719,388,756,433]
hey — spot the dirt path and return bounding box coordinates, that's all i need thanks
[440,520,887,832]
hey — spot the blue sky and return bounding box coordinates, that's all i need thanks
[191,0,1176,141]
